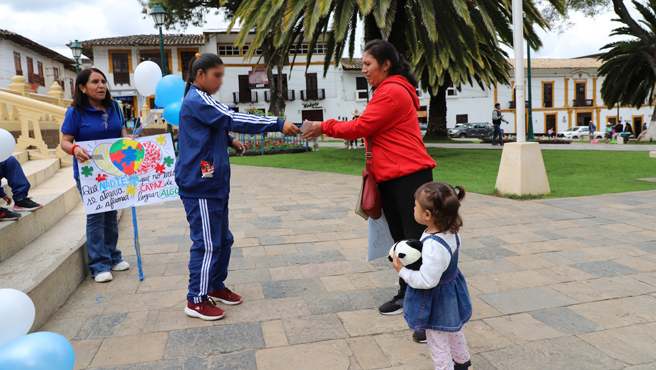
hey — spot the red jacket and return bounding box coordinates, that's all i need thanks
[322,75,436,183]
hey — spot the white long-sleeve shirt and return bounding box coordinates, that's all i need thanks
[398,231,457,290]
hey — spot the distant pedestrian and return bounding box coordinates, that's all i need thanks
[644,122,648,131]
[605,124,613,143]
[491,103,507,146]
[349,109,364,149]
[547,128,554,138]
[588,121,596,138]
[625,122,633,135]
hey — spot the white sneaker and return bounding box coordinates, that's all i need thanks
[111,261,130,271]
[94,271,113,283]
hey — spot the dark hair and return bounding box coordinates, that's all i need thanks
[71,68,113,109]
[184,53,224,96]
[495,103,500,107]
[414,182,466,234]
[364,40,418,88]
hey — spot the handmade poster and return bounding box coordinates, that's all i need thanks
[77,134,179,215]
[367,210,395,262]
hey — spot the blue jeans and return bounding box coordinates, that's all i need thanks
[492,125,503,145]
[0,156,31,201]
[76,180,122,276]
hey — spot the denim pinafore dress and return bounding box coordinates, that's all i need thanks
[403,233,472,332]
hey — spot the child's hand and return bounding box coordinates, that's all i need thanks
[392,251,403,273]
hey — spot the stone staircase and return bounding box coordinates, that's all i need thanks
[0,151,122,330]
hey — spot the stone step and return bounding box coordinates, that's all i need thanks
[11,151,30,165]
[0,166,79,262]
[1,157,60,198]
[0,201,124,331]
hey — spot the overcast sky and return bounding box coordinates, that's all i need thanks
[0,0,635,62]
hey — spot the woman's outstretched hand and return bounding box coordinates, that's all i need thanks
[301,121,323,141]
[282,120,301,136]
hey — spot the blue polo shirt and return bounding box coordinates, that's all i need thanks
[61,101,124,179]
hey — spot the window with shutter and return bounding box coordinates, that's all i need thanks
[26,57,34,84]
[37,61,45,86]
[14,52,22,75]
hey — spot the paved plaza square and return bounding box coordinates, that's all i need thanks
[42,165,656,369]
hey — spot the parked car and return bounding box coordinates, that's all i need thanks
[449,123,493,138]
[556,126,604,140]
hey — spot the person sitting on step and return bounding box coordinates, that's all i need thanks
[0,156,43,221]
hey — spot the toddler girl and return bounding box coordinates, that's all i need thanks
[392,182,472,370]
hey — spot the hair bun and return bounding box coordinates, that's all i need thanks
[195,52,201,58]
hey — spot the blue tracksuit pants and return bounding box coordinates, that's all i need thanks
[0,156,30,201]
[182,196,234,304]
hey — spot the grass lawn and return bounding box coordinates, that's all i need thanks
[230,147,656,199]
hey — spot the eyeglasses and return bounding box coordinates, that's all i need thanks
[101,113,108,130]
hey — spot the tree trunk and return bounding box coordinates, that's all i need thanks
[425,82,450,139]
[262,42,286,118]
[637,104,656,142]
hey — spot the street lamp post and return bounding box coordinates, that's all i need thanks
[526,41,536,141]
[70,40,82,75]
[149,3,168,76]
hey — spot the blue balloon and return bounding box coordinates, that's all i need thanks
[162,101,182,127]
[154,75,185,108]
[0,332,75,370]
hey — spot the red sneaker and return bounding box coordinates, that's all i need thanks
[184,299,225,320]
[209,288,243,305]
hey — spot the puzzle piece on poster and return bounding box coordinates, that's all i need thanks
[126,184,137,196]
[96,174,108,182]
[128,175,140,186]
[156,135,167,146]
[81,166,94,177]
[163,156,174,167]
[155,163,166,174]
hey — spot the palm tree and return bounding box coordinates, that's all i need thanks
[228,0,565,137]
[599,0,656,141]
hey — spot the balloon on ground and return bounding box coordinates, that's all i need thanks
[162,101,182,126]
[0,289,35,348]
[134,61,162,97]
[0,129,16,163]
[0,332,75,370]
[155,75,185,108]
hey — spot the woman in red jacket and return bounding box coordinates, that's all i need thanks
[302,39,436,343]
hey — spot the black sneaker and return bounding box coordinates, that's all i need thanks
[379,291,404,315]
[454,360,472,369]
[0,207,22,221]
[13,197,42,212]
[412,330,427,343]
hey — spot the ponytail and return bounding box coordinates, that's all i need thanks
[364,40,418,88]
[414,182,465,234]
[184,52,224,97]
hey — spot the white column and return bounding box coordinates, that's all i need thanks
[512,0,525,142]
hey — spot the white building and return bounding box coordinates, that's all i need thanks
[446,58,651,137]
[0,29,77,99]
[79,32,430,123]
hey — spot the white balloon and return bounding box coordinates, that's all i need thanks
[0,289,35,348]
[134,61,162,97]
[0,129,16,163]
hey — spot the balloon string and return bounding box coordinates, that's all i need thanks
[133,110,159,137]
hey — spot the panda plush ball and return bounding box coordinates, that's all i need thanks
[388,239,423,270]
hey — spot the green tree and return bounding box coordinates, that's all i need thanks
[138,0,293,117]
[599,0,656,141]
[229,0,564,138]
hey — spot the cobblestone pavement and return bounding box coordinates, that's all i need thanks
[42,165,656,369]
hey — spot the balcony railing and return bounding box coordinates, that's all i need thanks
[301,89,325,101]
[233,91,258,104]
[264,90,296,102]
[573,99,593,107]
[113,72,130,86]
[508,101,529,109]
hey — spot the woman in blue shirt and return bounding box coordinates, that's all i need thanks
[178,53,299,320]
[61,68,131,283]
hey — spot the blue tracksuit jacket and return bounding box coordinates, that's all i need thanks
[175,85,284,199]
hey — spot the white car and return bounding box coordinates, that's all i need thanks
[556,126,604,140]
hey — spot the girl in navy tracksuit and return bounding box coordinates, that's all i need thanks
[176,53,300,320]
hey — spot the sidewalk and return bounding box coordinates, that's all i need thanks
[320,140,656,151]
[42,165,656,369]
